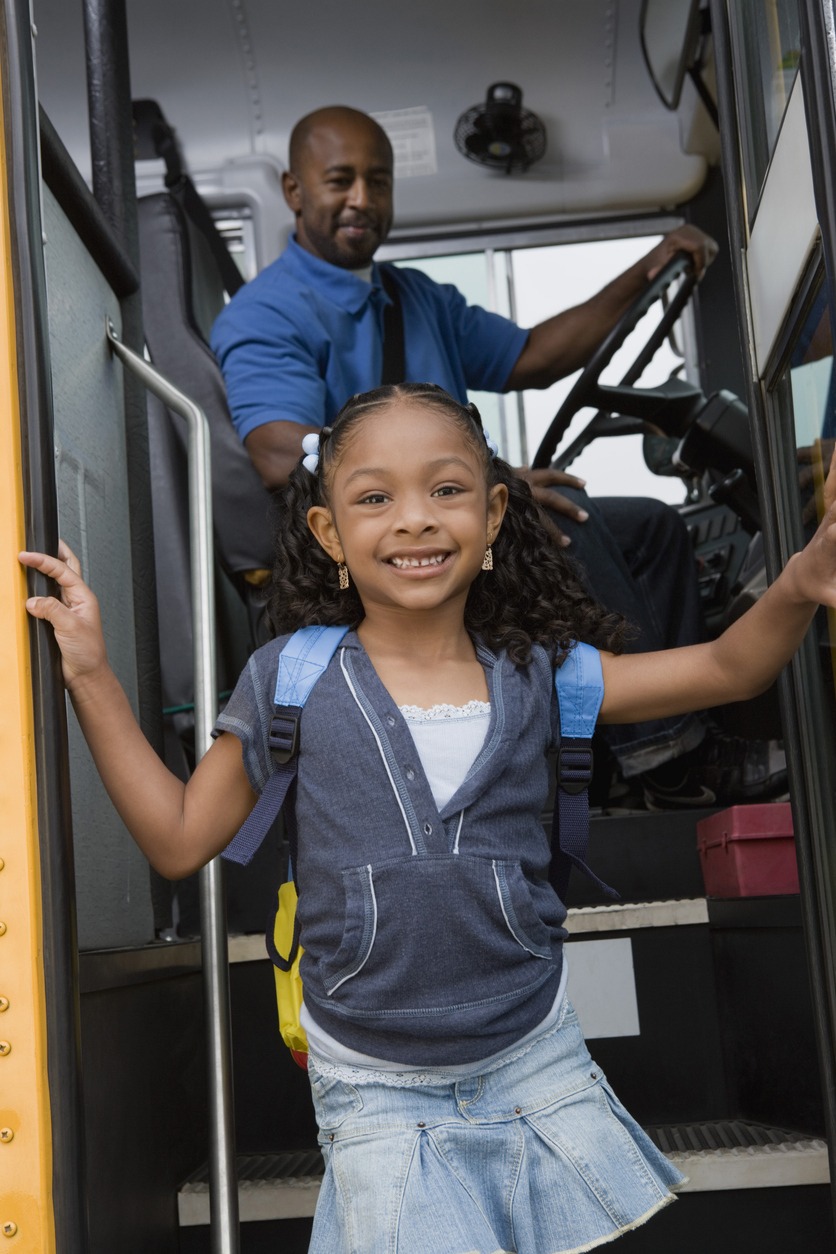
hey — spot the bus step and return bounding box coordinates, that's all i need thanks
[646,1120,829,1192]
[178,1149,324,1226]
[177,1123,828,1227]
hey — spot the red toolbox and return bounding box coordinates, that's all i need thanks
[696,803,799,897]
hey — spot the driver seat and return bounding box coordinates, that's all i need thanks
[137,187,286,933]
[137,191,275,729]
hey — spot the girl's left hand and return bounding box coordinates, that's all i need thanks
[785,500,836,608]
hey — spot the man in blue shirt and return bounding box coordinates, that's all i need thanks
[211,106,784,808]
[214,232,527,453]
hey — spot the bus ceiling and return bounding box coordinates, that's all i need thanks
[32,0,719,244]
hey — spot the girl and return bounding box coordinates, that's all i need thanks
[20,382,836,1254]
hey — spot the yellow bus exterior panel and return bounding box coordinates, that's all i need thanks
[0,70,57,1254]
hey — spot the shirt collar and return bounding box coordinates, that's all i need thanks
[339,629,497,671]
[284,236,388,315]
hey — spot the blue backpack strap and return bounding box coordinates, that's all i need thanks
[550,642,619,903]
[223,625,349,866]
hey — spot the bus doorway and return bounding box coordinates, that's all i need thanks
[4,0,836,1250]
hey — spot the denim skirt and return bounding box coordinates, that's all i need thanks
[306,1000,684,1254]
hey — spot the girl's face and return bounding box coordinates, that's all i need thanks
[307,403,507,621]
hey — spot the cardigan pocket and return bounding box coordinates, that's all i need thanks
[319,854,555,1011]
[322,863,377,994]
[491,859,553,959]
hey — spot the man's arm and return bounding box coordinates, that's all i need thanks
[245,420,319,490]
[506,225,718,391]
[211,279,328,489]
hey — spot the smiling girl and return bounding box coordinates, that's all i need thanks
[20,382,836,1253]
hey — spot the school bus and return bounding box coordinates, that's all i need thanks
[3,0,836,1250]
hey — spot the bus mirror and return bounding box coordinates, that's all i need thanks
[640,0,703,110]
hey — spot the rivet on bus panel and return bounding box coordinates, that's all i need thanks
[0,1043,10,1057]
[0,857,5,871]
[0,998,7,1013]
[0,1129,13,1143]
[0,923,6,936]
[1,1221,16,1237]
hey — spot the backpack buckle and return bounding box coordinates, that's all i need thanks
[269,704,303,765]
[557,742,593,795]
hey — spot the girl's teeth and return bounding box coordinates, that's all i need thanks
[392,555,445,568]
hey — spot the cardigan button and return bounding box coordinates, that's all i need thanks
[423,823,432,836]
[406,768,416,781]
[387,716,395,726]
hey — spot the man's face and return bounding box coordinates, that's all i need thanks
[283,118,394,270]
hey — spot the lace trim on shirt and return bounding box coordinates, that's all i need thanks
[399,700,491,722]
[307,1014,561,1088]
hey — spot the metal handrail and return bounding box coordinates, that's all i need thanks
[106,318,239,1253]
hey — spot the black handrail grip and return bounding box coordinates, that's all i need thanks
[38,106,139,299]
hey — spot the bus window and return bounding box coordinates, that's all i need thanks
[510,235,691,505]
[728,0,802,223]
[390,251,510,459]
[784,273,836,695]
[388,232,693,500]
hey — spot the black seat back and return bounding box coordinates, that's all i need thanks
[138,192,275,740]
[137,192,273,575]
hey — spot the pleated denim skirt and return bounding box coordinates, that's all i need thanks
[306,999,684,1254]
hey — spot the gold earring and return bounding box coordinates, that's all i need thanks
[482,545,493,572]
[338,562,350,590]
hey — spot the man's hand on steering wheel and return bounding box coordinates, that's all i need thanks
[645,224,719,281]
[513,467,589,546]
[532,228,717,471]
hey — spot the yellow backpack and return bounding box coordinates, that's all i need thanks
[272,880,307,1067]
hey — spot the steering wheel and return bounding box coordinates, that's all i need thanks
[531,252,702,471]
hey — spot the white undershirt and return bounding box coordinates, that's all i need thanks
[399,699,491,809]
[301,702,569,1070]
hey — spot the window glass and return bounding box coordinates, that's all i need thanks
[728,0,801,223]
[396,237,689,503]
[393,253,508,459]
[785,279,836,695]
[790,282,835,500]
[511,237,687,505]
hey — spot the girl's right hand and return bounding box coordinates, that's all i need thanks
[19,542,109,688]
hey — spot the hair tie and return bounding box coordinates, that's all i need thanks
[301,431,320,474]
[464,400,497,457]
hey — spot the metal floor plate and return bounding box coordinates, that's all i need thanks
[646,1120,829,1193]
[178,1150,324,1225]
[178,1123,830,1226]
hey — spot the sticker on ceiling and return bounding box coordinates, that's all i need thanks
[372,106,437,178]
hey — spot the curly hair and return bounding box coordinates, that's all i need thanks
[267,383,627,664]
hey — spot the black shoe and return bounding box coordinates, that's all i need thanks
[641,736,787,812]
[641,763,717,811]
[702,734,787,806]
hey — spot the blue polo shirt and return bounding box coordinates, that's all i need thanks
[210,238,529,441]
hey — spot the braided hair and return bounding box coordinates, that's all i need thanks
[267,383,626,664]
